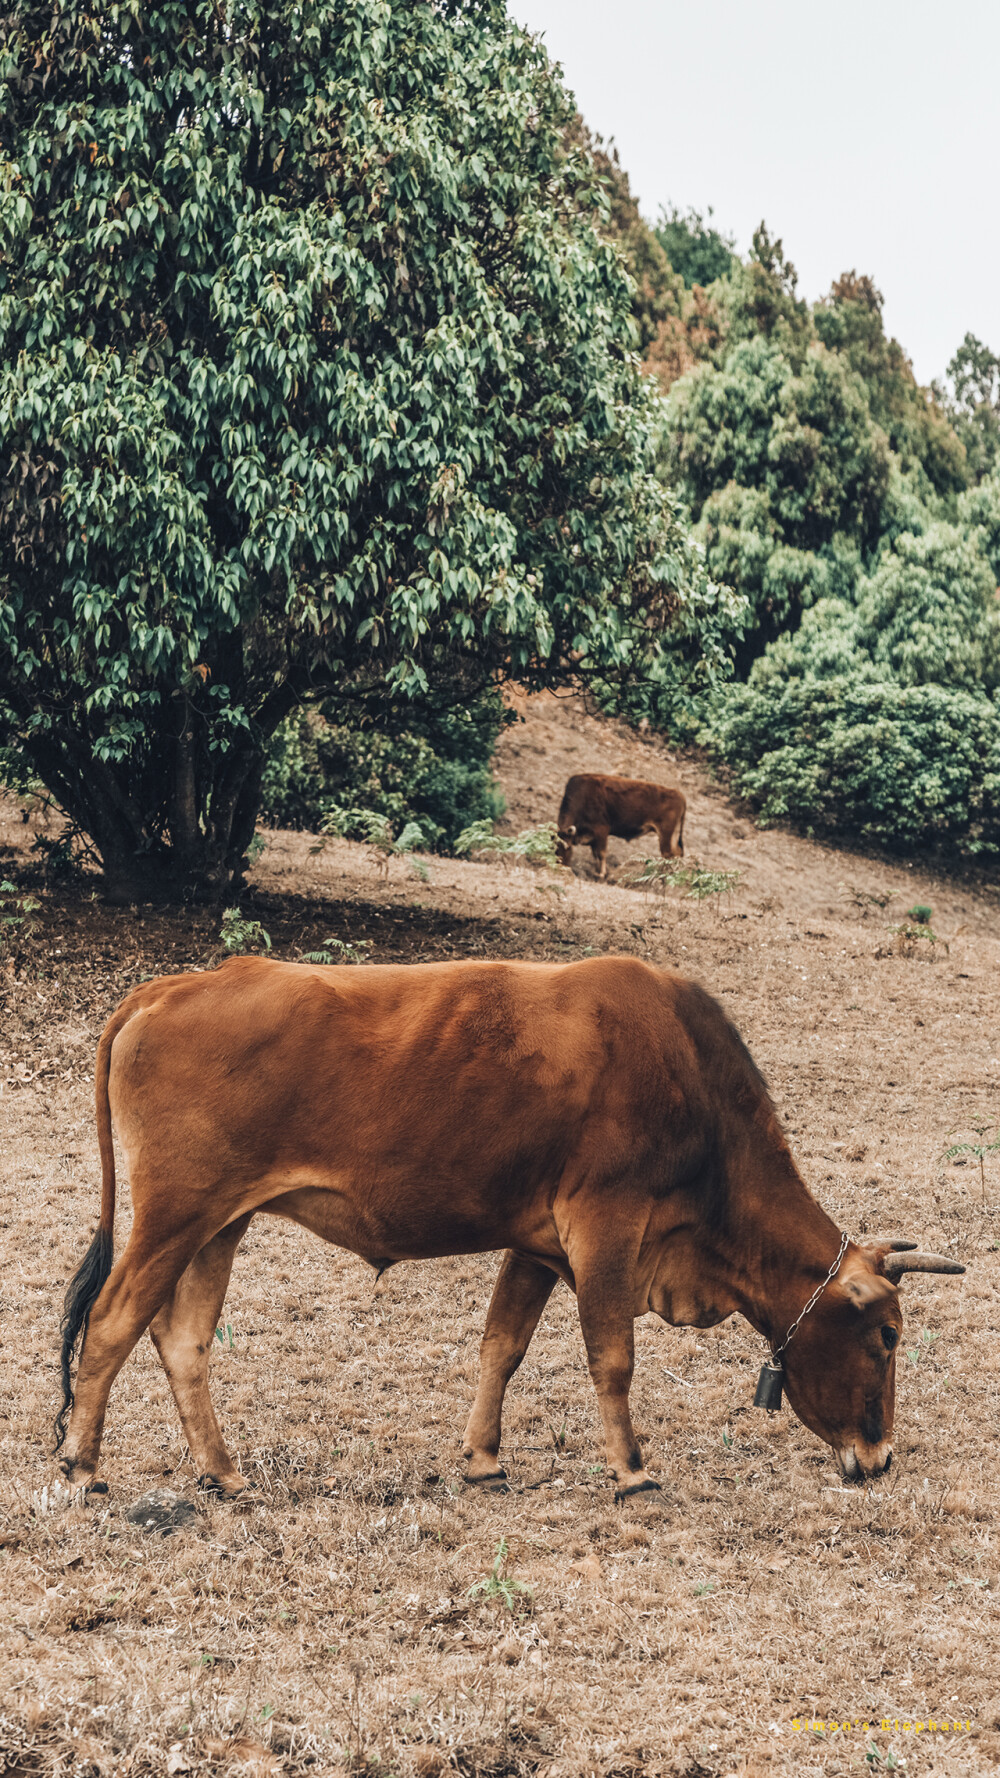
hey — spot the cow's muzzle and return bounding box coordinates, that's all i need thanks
[836,1441,893,1482]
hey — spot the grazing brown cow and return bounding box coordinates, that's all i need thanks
[556,773,686,879]
[56,956,962,1500]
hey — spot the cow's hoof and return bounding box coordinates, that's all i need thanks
[59,1458,96,1489]
[85,1480,108,1496]
[463,1468,509,1494]
[196,1472,251,1502]
[613,1477,661,1504]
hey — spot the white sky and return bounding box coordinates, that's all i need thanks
[513,0,999,387]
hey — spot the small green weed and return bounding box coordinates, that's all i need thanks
[0,879,41,958]
[942,1122,1000,1205]
[214,1324,235,1350]
[865,1744,905,1770]
[906,1327,939,1367]
[906,903,932,925]
[219,907,272,955]
[887,918,943,958]
[467,1537,533,1614]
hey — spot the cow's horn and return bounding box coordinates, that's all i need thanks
[879,1240,919,1252]
[883,1251,966,1279]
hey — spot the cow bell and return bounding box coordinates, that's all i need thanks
[754,1361,784,1410]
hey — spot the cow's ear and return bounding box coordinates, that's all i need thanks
[840,1273,886,1311]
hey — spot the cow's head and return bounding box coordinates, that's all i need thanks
[555,824,575,866]
[779,1242,963,1480]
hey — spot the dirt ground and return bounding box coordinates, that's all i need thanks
[1,690,999,1778]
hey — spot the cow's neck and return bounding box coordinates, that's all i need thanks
[730,1148,844,1348]
[686,1104,846,1344]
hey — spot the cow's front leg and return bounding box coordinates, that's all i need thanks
[574,1247,658,1500]
[590,829,610,880]
[463,1252,557,1487]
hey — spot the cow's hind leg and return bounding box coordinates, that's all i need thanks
[148,1215,253,1497]
[59,1220,210,1491]
[571,1235,658,1501]
[463,1252,557,1488]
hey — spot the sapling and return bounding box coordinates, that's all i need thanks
[219,907,272,955]
[313,808,430,880]
[840,882,893,919]
[467,1537,533,1614]
[300,937,372,966]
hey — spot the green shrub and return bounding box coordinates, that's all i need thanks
[709,678,1000,856]
[858,524,1000,692]
[259,692,505,852]
[454,821,560,868]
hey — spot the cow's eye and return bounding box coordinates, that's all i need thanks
[881,1325,899,1352]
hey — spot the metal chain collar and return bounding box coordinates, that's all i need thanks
[770,1230,850,1365]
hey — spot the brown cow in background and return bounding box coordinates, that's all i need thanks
[557,773,686,879]
[55,955,961,1502]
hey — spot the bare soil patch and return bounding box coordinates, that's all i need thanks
[1,692,999,1777]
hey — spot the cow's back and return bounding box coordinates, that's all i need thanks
[105,955,722,1256]
[558,773,685,840]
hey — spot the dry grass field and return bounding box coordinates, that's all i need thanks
[1,692,999,1778]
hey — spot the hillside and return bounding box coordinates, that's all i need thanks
[0,692,998,1776]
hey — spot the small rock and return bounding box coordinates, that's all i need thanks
[126,1488,198,1535]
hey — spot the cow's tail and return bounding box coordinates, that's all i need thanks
[677,805,685,855]
[54,1008,126,1451]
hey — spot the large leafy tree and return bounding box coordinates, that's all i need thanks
[659,232,982,667]
[944,333,1000,481]
[813,274,967,498]
[0,0,695,900]
[654,205,736,293]
[665,333,890,655]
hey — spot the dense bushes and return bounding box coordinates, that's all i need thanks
[704,491,1000,857]
[259,692,505,849]
[713,678,1000,856]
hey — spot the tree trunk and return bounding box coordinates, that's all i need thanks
[32,729,268,905]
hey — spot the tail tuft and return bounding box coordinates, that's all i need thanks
[54,1228,114,1451]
